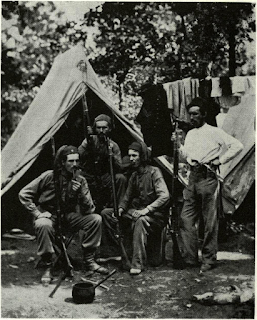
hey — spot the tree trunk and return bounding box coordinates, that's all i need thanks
[228,7,236,77]
[118,80,123,111]
[228,25,236,77]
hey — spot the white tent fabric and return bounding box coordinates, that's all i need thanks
[161,77,255,214]
[2,44,254,216]
[220,94,255,178]
[1,45,142,195]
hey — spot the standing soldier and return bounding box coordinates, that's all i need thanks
[178,97,243,272]
[19,145,108,284]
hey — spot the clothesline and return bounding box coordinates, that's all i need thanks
[163,76,255,122]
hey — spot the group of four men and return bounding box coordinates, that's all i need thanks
[19,97,243,283]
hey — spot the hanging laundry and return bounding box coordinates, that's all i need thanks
[199,79,220,127]
[220,76,232,96]
[136,84,173,157]
[231,76,246,94]
[245,76,256,95]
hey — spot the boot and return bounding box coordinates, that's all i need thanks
[40,253,53,285]
[84,251,109,275]
[41,263,53,285]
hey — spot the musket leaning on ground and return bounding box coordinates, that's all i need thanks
[170,120,185,270]
[81,93,104,208]
[106,136,131,270]
[49,138,74,298]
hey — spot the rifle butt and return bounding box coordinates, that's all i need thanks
[119,239,131,270]
[170,231,185,270]
[49,267,73,298]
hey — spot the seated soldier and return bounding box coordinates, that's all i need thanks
[19,145,108,284]
[102,141,170,275]
[78,114,126,211]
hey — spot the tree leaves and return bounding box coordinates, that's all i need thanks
[1,2,255,148]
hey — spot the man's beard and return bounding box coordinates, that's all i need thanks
[98,133,108,143]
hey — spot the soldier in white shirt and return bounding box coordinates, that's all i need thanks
[178,97,243,273]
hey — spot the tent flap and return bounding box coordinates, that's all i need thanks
[1,45,142,195]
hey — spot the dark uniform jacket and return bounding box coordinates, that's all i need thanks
[19,170,95,217]
[119,165,170,221]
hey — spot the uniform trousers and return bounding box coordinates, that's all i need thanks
[100,208,120,257]
[180,170,219,266]
[84,172,127,210]
[123,210,164,270]
[34,210,102,257]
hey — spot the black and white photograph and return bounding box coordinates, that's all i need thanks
[1,1,255,318]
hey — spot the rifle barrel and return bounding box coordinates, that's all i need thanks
[106,137,130,268]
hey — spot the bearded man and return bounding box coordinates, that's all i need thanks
[19,145,108,284]
[78,114,126,210]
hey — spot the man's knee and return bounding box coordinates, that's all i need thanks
[90,213,102,225]
[134,216,148,230]
[100,208,114,218]
[34,218,53,230]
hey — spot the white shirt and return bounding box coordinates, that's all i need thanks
[180,123,243,166]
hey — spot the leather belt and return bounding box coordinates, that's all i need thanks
[190,163,217,179]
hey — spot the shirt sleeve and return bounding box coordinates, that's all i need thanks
[218,130,244,164]
[146,168,170,213]
[111,141,122,171]
[179,131,192,160]
[19,171,51,218]
[78,137,88,156]
[80,177,96,214]
[119,173,135,211]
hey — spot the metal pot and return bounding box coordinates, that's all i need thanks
[72,269,116,304]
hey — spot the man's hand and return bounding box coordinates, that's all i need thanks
[71,180,81,192]
[111,211,118,223]
[87,125,93,135]
[188,159,198,166]
[171,132,176,142]
[36,211,52,220]
[132,208,149,220]
[171,131,183,148]
[118,208,124,216]
[211,158,221,166]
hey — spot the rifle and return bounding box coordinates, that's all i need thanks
[82,93,91,136]
[81,93,104,209]
[49,138,74,298]
[106,137,131,270]
[169,120,185,270]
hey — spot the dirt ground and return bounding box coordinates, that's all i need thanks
[1,226,255,319]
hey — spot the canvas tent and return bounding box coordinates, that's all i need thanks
[1,44,143,195]
[1,45,143,231]
[2,44,255,231]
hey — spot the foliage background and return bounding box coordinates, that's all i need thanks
[1,1,255,148]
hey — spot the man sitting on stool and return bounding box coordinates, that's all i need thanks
[19,145,108,284]
[117,141,170,275]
